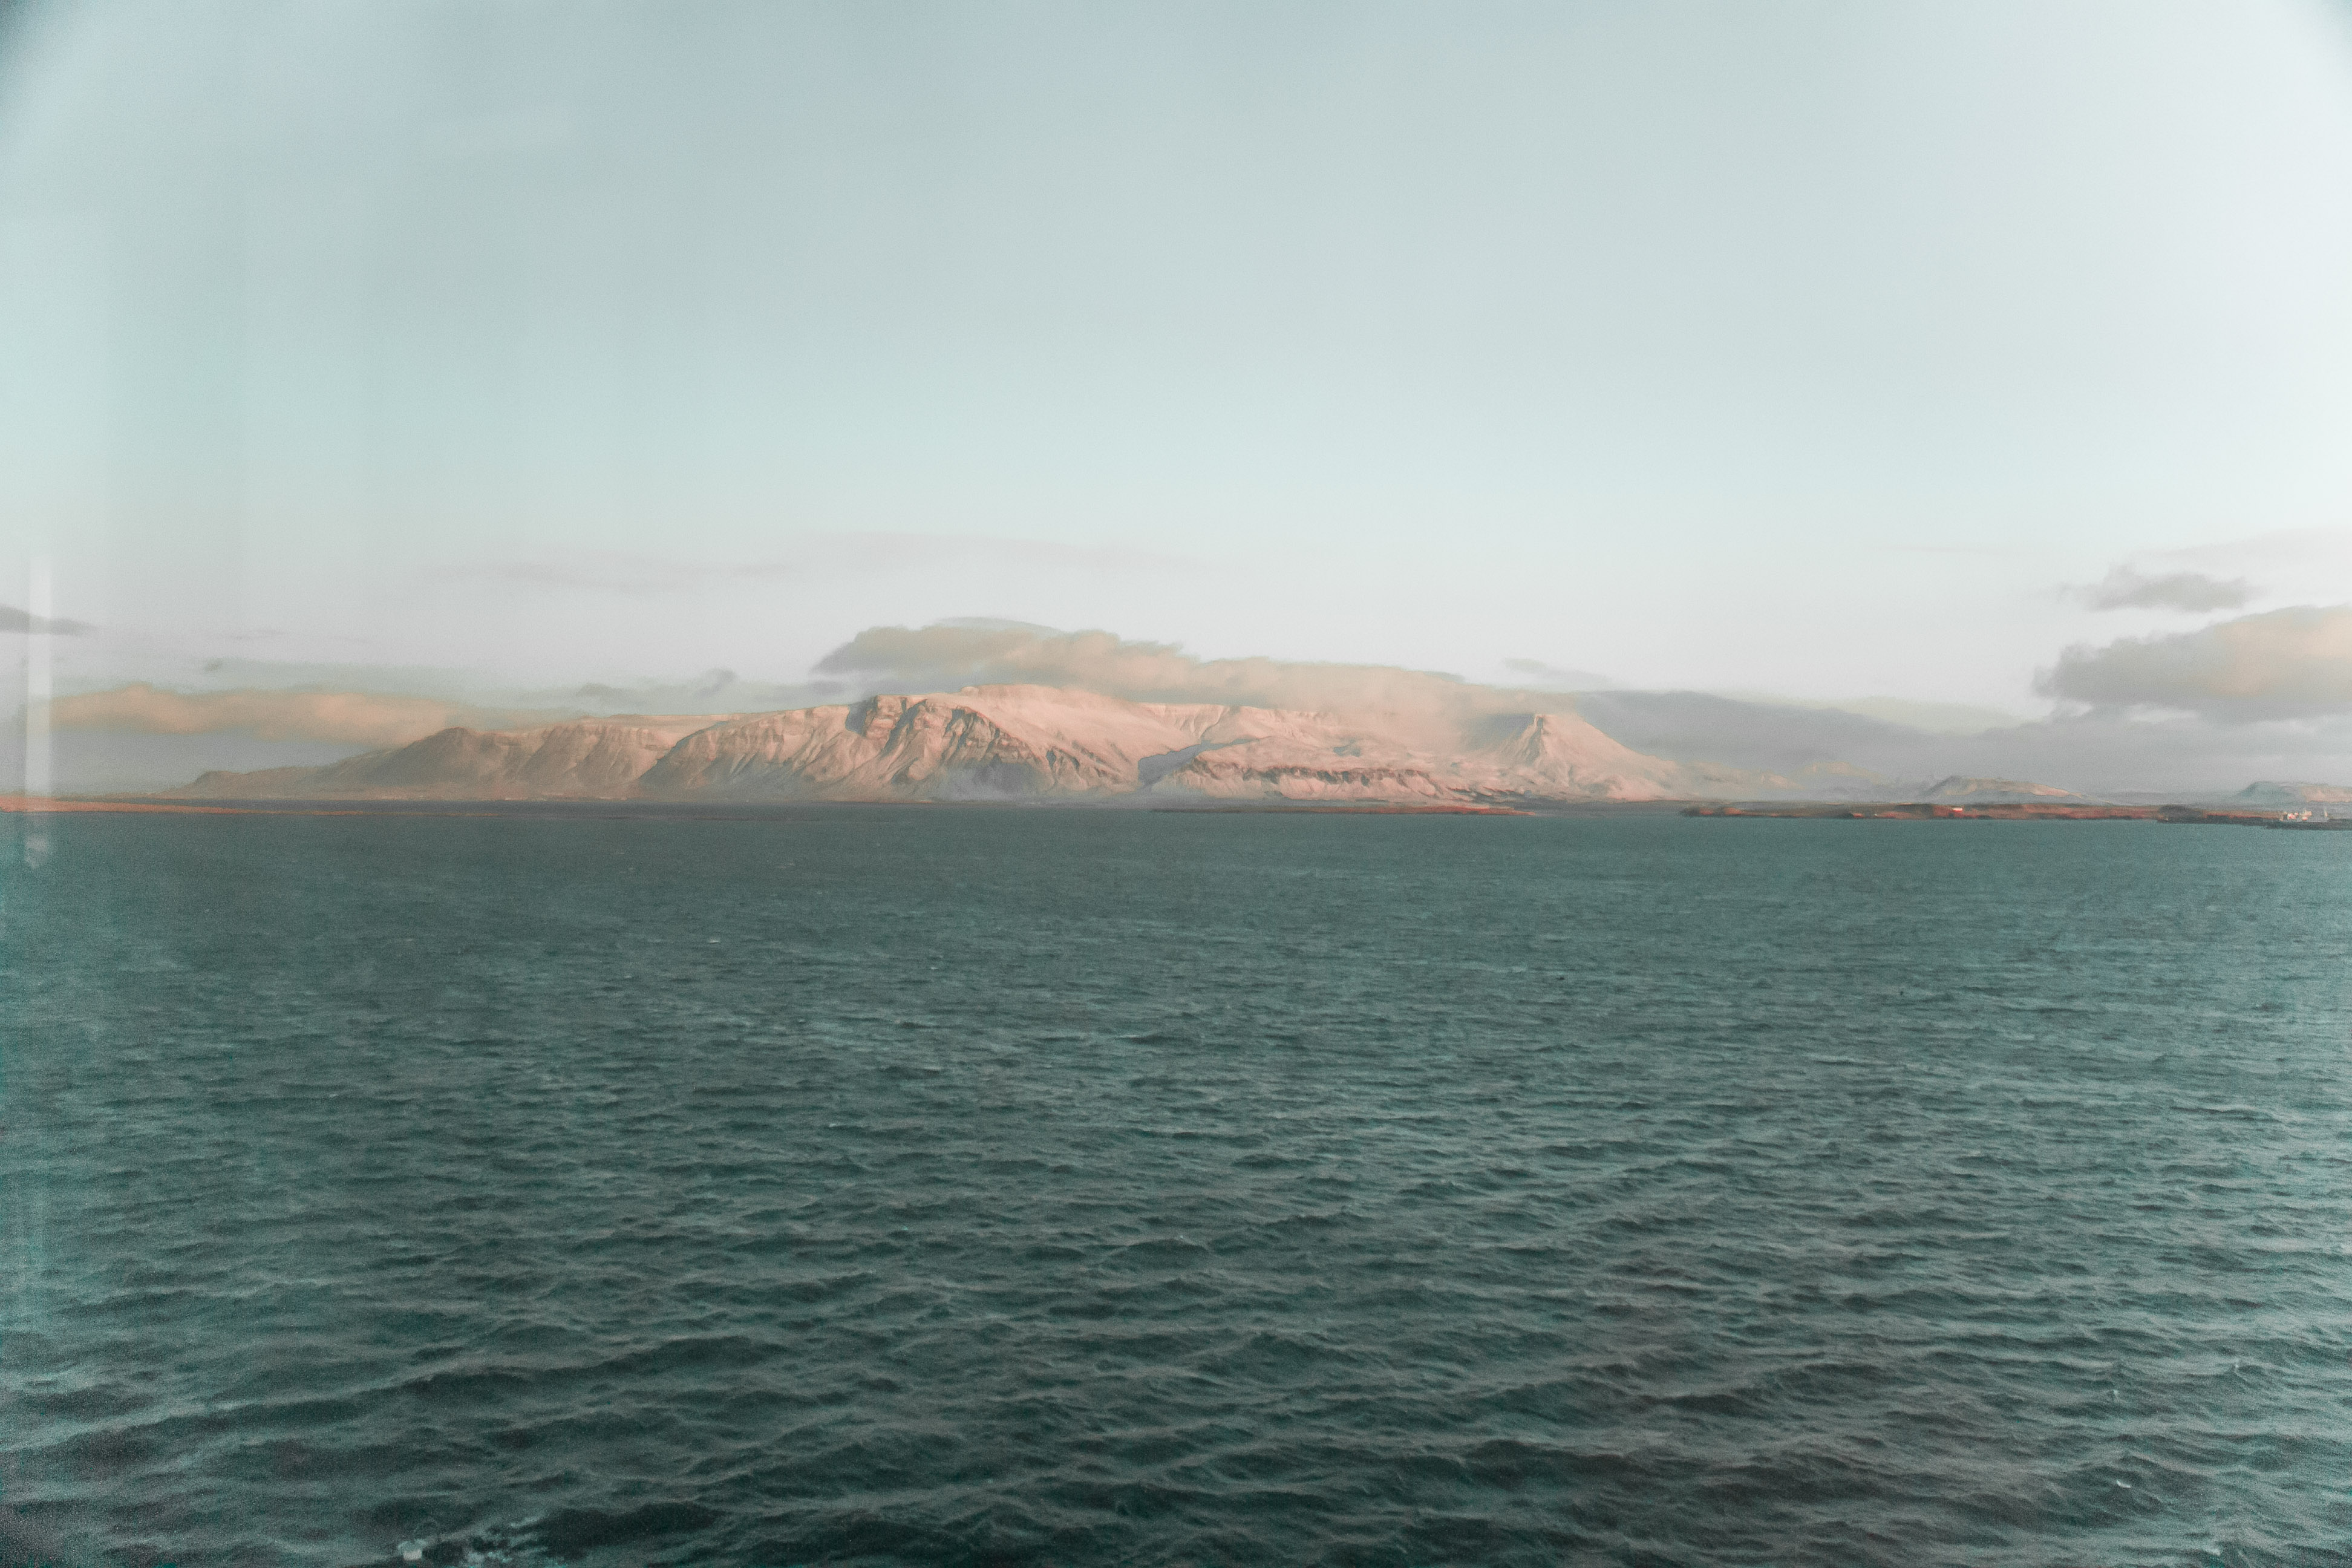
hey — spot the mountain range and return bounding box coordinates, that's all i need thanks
[163,684,1890,805]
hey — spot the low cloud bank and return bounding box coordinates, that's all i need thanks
[1,602,94,635]
[45,685,573,746]
[557,670,842,716]
[435,536,1197,595]
[814,622,1517,741]
[2040,606,2352,720]
[2076,566,2255,613]
[1575,693,1934,777]
[1583,689,2352,795]
[1502,657,1619,690]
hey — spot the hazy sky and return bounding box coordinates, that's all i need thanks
[7,0,2352,781]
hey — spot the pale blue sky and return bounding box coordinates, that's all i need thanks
[7,0,2352,722]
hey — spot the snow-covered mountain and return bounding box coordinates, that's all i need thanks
[166,684,1859,805]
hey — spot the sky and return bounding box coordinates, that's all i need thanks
[7,0,2352,791]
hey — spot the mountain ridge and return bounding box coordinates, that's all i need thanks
[165,684,1878,805]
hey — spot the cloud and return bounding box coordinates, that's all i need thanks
[1830,697,2021,734]
[44,685,575,746]
[2039,605,2352,720]
[1581,686,2352,795]
[433,536,1200,595]
[1576,691,1942,775]
[813,621,1521,740]
[551,670,842,714]
[2076,565,2256,613]
[2147,529,2352,578]
[1707,691,2023,736]
[0,602,94,634]
[1501,657,1618,690]
[194,658,482,693]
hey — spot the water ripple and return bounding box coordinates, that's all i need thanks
[4,809,2351,1566]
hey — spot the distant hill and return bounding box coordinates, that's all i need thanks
[164,685,1872,805]
[1918,776,2094,804]
[171,717,720,801]
[2236,780,2352,806]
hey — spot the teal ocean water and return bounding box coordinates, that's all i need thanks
[4,807,2350,1567]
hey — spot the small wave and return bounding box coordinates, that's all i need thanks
[532,1501,720,1558]
[363,1503,720,1568]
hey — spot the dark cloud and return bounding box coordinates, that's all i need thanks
[2039,605,2352,720]
[2076,566,2255,613]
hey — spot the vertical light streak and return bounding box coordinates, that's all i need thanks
[23,555,52,865]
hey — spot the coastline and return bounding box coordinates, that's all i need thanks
[7,794,2342,827]
[1681,801,2346,827]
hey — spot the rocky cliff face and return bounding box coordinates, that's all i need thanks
[165,685,1826,804]
[639,688,1229,800]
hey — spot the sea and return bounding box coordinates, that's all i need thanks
[4,805,2350,1568]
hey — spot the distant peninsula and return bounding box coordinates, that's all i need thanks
[1683,802,2339,827]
